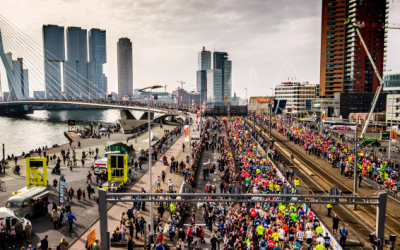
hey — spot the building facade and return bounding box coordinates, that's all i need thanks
[383,70,400,92]
[117,38,133,100]
[319,0,389,97]
[64,27,88,98]
[43,25,65,99]
[213,51,232,103]
[88,28,107,98]
[196,47,211,102]
[274,82,318,114]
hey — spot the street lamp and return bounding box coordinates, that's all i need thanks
[188,90,195,166]
[138,84,162,245]
[389,92,395,159]
[270,88,274,138]
[244,88,248,105]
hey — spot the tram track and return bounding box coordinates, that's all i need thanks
[245,119,400,248]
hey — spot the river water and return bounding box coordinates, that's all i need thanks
[0,109,121,157]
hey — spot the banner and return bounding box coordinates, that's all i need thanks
[391,126,397,143]
[192,100,194,105]
[184,125,190,142]
[322,111,326,121]
[26,158,47,187]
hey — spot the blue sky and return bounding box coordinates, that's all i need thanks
[0,0,399,98]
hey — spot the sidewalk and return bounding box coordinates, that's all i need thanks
[69,115,197,249]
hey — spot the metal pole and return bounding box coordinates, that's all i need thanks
[376,192,387,250]
[189,94,192,166]
[99,189,109,250]
[148,92,153,245]
[354,128,358,210]
[321,100,323,134]
[389,92,394,159]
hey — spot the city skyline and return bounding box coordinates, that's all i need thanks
[0,0,399,99]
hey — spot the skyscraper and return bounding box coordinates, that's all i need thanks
[211,51,232,103]
[64,27,88,98]
[117,38,133,100]
[196,46,211,102]
[43,25,65,98]
[319,0,389,97]
[88,28,107,98]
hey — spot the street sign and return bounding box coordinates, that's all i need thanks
[87,229,96,248]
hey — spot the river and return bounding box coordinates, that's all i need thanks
[0,109,121,157]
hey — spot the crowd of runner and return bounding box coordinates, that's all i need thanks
[178,117,335,250]
[253,113,399,197]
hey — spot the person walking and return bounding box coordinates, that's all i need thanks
[339,225,348,248]
[66,211,77,234]
[58,237,69,250]
[332,214,340,235]
[327,203,333,217]
[40,235,49,250]
[25,222,32,243]
[77,188,82,202]
[51,209,59,229]
[86,171,93,183]
[127,236,135,250]
[68,187,74,202]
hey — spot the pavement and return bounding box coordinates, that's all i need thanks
[179,128,222,250]
[69,113,199,249]
[0,122,179,249]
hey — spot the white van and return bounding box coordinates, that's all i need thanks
[0,207,32,231]
[94,158,107,176]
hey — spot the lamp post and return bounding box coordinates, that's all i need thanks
[389,92,395,159]
[270,88,274,138]
[138,85,162,245]
[244,88,248,105]
[188,90,195,166]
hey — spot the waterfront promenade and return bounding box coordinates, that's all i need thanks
[0,122,180,249]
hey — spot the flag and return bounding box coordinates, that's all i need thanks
[192,100,194,105]
[322,111,326,121]
[184,125,190,142]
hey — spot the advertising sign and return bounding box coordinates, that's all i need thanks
[26,158,47,187]
[391,126,398,143]
[381,131,390,141]
[107,154,127,183]
[87,229,96,248]
[184,125,190,142]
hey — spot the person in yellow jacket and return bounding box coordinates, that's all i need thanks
[256,224,264,239]
[327,203,333,217]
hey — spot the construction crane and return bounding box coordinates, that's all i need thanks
[175,80,185,90]
[345,20,384,138]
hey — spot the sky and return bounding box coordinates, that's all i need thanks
[0,0,399,99]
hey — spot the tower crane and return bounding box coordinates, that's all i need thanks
[175,80,185,90]
[345,19,398,139]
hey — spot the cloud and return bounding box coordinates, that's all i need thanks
[0,0,398,98]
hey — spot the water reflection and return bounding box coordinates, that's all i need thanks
[0,109,121,157]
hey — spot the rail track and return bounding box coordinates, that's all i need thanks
[246,119,400,249]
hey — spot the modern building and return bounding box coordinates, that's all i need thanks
[204,51,232,104]
[196,47,211,102]
[319,0,389,97]
[386,94,400,124]
[43,25,65,99]
[336,92,387,119]
[383,70,400,92]
[274,81,318,114]
[117,38,133,101]
[64,27,88,98]
[3,53,29,100]
[88,28,107,98]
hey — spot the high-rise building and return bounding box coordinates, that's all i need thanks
[117,38,133,100]
[88,28,107,98]
[212,51,232,103]
[196,46,211,102]
[3,52,29,100]
[64,27,88,98]
[43,25,65,98]
[319,0,389,97]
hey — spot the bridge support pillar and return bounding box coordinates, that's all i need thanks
[120,110,136,120]
[140,111,154,120]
